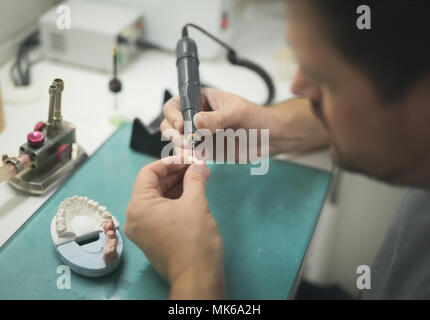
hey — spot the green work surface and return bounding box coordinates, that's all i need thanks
[0,123,331,299]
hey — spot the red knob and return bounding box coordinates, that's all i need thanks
[27,131,45,147]
[34,121,46,132]
[57,144,71,161]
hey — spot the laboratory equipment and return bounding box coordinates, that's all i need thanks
[129,23,276,160]
[0,79,87,194]
[108,47,125,126]
[129,90,173,158]
[39,0,143,72]
[50,196,123,277]
[173,23,276,157]
[91,0,238,59]
[180,24,275,106]
[176,32,201,154]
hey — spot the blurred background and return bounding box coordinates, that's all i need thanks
[0,0,405,298]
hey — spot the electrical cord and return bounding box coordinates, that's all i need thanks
[10,30,40,86]
[182,23,276,106]
[135,39,164,51]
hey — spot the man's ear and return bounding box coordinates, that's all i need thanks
[401,72,430,141]
[407,73,430,107]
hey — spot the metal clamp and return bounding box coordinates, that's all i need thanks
[2,154,24,172]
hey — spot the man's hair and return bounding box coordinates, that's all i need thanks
[307,0,430,100]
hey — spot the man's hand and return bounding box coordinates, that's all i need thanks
[161,88,329,158]
[124,156,225,299]
[161,88,270,162]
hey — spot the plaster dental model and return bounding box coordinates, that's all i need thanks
[50,196,123,277]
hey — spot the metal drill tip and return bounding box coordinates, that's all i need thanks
[191,142,196,157]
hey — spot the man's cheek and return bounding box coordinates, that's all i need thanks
[327,106,366,148]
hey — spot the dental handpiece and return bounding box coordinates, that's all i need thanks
[176,36,201,150]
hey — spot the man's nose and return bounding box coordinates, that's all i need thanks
[291,67,318,99]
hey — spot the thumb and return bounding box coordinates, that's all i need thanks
[182,162,210,198]
[194,109,239,134]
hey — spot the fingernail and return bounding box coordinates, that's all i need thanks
[190,162,206,174]
[194,113,209,128]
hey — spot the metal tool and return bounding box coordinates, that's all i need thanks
[109,47,122,95]
[0,79,87,194]
[176,32,201,155]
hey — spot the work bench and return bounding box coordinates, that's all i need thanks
[0,16,333,298]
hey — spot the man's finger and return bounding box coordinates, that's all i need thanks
[158,167,187,194]
[182,162,210,199]
[134,156,188,197]
[161,121,184,148]
[200,87,237,111]
[194,89,246,133]
[193,107,244,133]
[164,182,184,199]
[160,118,174,137]
[174,145,193,159]
[163,96,184,132]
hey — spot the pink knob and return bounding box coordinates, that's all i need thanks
[27,131,45,147]
[34,121,46,132]
[57,144,71,161]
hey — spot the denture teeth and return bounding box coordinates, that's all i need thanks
[55,196,120,241]
[57,222,66,234]
[56,209,64,218]
[102,212,112,219]
[108,238,118,246]
[112,217,120,229]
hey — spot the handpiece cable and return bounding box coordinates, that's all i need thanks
[182,23,276,106]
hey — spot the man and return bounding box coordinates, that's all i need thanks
[124,0,430,299]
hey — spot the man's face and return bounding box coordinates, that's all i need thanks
[286,0,426,185]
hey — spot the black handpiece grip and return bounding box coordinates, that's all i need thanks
[176,37,201,140]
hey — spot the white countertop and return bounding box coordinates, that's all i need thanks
[0,10,332,248]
